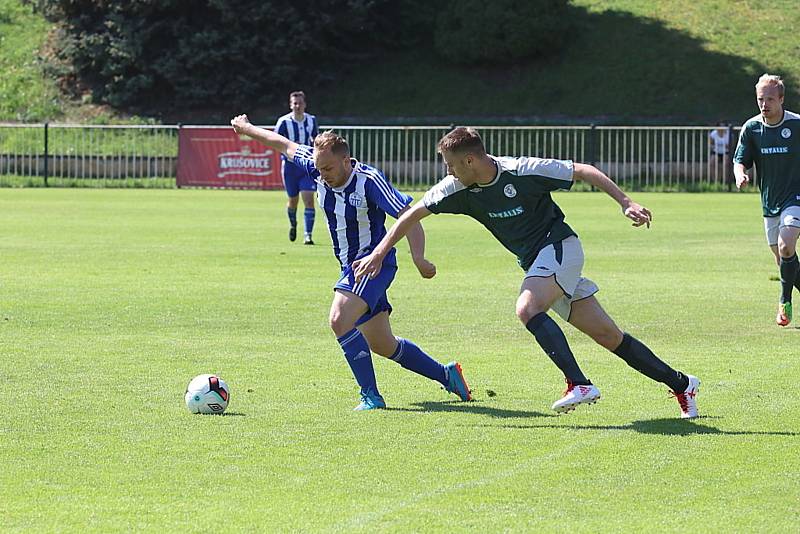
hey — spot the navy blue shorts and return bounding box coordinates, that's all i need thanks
[282,160,316,197]
[335,261,397,326]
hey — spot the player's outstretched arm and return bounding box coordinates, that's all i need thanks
[353,202,434,281]
[733,162,750,189]
[573,163,652,228]
[230,114,300,158]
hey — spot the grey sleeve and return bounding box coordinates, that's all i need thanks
[517,157,573,181]
[422,176,466,214]
[516,157,574,191]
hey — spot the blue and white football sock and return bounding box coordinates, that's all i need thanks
[303,207,315,236]
[389,338,447,386]
[337,328,379,394]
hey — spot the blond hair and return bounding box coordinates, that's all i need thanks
[314,130,350,156]
[756,74,785,97]
[437,127,487,156]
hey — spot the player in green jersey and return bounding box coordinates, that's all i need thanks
[353,127,701,419]
[734,74,800,326]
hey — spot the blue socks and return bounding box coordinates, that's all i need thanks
[287,207,297,228]
[337,329,379,395]
[389,338,447,386]
[525,312,590,384]
[304,208,315,237]
[337,330,447,396]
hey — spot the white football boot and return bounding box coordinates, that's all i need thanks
[671,375,700,419]
[552,379,601,413]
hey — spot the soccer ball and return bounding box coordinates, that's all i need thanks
[185,374,230,414]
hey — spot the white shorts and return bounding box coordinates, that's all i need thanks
[764,205,800,246]
[524,235,599,321]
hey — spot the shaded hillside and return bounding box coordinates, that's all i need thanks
[2,0,799,124]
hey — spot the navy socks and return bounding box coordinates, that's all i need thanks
[780,254,799,303]
[525,312,590,384]
[613,333,689,392]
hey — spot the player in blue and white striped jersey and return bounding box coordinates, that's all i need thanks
[275,91,319,245]
[231,113,472,410]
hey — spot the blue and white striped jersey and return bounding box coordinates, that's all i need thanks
[293,146,412,267]
[275,112,318,154]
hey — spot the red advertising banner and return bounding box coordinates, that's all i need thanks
[177,126,283,189]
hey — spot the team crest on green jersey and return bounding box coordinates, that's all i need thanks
[503,184,517,198]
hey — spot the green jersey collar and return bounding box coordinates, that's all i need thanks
[475,156,503,188]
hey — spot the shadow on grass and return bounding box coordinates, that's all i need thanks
[385,400,555,419]
[222,412,247,417]
[492,417,798,437]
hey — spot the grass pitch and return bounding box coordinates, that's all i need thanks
[1,189,798,532]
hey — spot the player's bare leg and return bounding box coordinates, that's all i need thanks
[770,244,780,266]
[357,311,397,358]
[566,296,623,351]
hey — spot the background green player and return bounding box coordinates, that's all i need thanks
[354,127,701,418]
[734,74,800,326]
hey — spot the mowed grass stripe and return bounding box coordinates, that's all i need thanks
[1,189,797,532]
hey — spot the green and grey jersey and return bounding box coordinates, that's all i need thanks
[734,110,800,217]
[422,155,577,270]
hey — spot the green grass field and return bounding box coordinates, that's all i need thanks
[2,189,798,532]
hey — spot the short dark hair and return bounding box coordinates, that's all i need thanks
[437,127,487,156]
[289,91,306,100]
[314,130,350,156]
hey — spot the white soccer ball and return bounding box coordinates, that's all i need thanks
[185,374,230,414]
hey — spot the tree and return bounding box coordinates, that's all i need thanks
[39,0,397,111]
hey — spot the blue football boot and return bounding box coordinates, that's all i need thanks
[353,388,386,411]
[445,362,473,401]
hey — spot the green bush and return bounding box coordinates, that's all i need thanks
[434,0,571,64]
[38,0,402,111]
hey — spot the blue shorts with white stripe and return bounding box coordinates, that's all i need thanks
[282,160,316,197]
[334,260,397,326]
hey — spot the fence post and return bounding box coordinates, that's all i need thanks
[588,123,598,191]
[588,123,597,166]
[43,122,49,187]
[176,123,182,188]
[726,123,735,191]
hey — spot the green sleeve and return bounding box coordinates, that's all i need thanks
[733,125,754,168]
